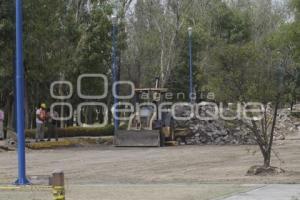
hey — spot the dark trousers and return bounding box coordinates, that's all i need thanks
[47,122,58,141]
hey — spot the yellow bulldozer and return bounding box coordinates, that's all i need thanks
[114,78,176,147]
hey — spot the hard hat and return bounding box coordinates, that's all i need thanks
[41,103,47,109]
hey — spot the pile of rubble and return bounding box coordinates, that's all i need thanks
[274,109,300,140]
[174,105,256,145]
[174,106,299,145]
[176,118,255,145]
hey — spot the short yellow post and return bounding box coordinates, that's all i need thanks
[52,171,65,200]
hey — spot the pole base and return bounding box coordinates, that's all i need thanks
[15,178,30,185]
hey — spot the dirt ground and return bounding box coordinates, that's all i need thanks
[2,140,300,184]
[0,138,300,199]
[0,184,258,200]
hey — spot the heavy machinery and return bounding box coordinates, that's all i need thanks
[114,78,175,147]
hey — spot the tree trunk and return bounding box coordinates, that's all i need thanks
[107,92,112,124]
[160,46,165,83]
[24,84,29,129]
[6,96,14,130]
[263,151,271,168]
[4,95,13,138]
[59,73,65,128]
[265,97,280,168]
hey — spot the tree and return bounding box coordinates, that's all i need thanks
[291,0,300,61]
[0,0,115,129]
[204,0,293,170]
[0,0,15,130]
[123,0,194,88]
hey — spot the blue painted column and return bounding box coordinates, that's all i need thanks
[112,14,119,131]
[15,0,30,185]
[188,27,193,103]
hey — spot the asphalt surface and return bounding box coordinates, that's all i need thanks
[223,184,300,200]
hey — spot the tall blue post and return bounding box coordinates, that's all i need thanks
[15,0,29,185]
[112,14,119,131]
[188,27,193,103]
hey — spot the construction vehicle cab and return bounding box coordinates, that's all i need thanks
[114,78,175,147]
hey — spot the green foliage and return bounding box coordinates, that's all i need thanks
[0,0,115,128]
[290,112,300,118]
[290,0,300,63]
[0,0,14,107]
[1,0,299,130]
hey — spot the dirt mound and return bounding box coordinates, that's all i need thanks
[274,109,300,140]
[247,165,285,176]
[174,107,299,145]
[181,119,255,145]
[174,105,255,145]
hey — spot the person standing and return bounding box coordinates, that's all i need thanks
[0,109,4,140]
[46,109,59,141]
[36,103,47,142]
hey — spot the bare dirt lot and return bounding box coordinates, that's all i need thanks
[2,140,300,184]
[0,139,300,199]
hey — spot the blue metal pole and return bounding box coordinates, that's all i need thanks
[188,29,193,103]
[112,20,119,130]
[15,0,29,185]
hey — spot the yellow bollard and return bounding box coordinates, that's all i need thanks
[52,171,65,200]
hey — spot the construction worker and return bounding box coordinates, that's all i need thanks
[46,108,59,141]
[0,109,4,140]
[36,103,47,142]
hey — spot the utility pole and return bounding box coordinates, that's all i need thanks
[15,0,29,185]
[188,27,193,103]
[112,12,119,131]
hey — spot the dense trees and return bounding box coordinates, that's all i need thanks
[123,0,300,168]
[0,0,300,168]
[0,0,15,129]
[0,0,114,128]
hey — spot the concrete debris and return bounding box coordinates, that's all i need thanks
[176,119,256,145]
[174,106,299,145]
[274,109,300,140]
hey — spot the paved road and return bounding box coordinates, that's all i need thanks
[223,184,300,200]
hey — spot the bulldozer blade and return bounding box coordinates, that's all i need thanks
[114,130,161,147]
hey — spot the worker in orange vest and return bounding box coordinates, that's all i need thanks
[36,103,47,142]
